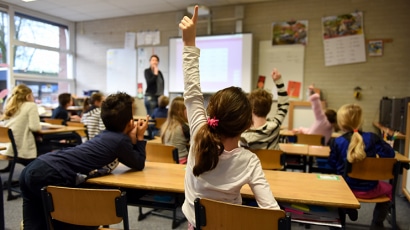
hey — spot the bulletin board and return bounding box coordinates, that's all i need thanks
[137,46,169,95]
[258,40,305,100]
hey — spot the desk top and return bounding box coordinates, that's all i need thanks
[87,162,360,209]
[280,130,341,138]
[279,143,309,155]
[36,125,86,135]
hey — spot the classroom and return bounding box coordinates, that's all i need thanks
[0,0,409,229]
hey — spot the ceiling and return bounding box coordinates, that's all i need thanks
[1,0,271,22]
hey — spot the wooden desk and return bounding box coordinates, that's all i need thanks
[87,162,360,209]
[308,146,330,157]
[37,125,86,135]
[279,143,308,155]
[279,130,342,138]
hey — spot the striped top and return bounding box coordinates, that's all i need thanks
[240,77,289,150]
[81,107,105,139]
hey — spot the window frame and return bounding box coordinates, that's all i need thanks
[4,4,75,95]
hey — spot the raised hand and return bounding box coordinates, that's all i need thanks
[271,68,282,81]
[179,5,198,46]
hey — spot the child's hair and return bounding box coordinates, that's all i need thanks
[100,92,134,132]
[2,84,32,120]
[337,104,366,163]
[158,95,170,108]
[325,109,337,124]
[192,87,252,176]
[58,93,72,107]
[83,92,104,112]
[248,89,273,117]
[161,96,186,142]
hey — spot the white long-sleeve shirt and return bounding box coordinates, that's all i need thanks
[3,102,41,159]
[182,46,280,226]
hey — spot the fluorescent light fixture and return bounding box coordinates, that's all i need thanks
[187,5,210,16]
[22,0,37,2]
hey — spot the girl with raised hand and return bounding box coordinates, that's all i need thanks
[179,6,280,229]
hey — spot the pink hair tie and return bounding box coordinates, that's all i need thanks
[207,117,219,129]
[353,129,359,133]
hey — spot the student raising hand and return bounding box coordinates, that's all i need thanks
[271,68,281,81]
[179,5,198,46]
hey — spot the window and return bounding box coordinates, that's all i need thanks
[13,13,71,79]
[0,5,75,105]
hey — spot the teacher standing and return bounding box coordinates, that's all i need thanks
[144,54,164,116]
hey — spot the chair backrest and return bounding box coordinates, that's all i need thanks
[154,117,167,130]
[43,118,64,125]
[0,126,18,159]
[146,142,179,164]
[249,149,285,170]
[296,134,324,146]
[194,198,291,230]
[41,186,129,230]
[66,121,89,140]
[344,157,399,181]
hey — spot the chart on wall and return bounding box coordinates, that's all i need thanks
[322,12,366,66]
[137,46,169,96]
[258,40,305,100]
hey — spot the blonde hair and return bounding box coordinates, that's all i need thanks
[161,96,187,143]
[2,84,33,120]
[337,104,366,163]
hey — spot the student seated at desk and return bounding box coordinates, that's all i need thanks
[52,93,80,124]
[0,84,47,171]
[328,104,395,229]
[179,8,280,230]
[151,95,169,119]
[20,92,149,230]
[240,67,289,150]
[81,92,105,139]
[160,96,189,164]
[293,85,338,145]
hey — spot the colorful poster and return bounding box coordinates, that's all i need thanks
[287,81,301,98]
[272,20,308,46]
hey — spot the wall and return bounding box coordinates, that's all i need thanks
[75,0,410,131]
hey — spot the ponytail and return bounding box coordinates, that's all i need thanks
[82,97,90,112]
[192,124,224,176]
[347,131,366,163]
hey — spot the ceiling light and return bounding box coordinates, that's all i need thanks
[187,5,210,16]
[22,0,37,2]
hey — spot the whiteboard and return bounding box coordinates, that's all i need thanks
[106,49,137,96]
[137,46,169,95]
[258,41,305,99]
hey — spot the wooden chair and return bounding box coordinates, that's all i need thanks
[344,157,400,229]
[41,186,129,230]
[136,142,183,228]
[154,117,167,130]
[146,142,179,164]
[295,134,324,145]
[0,126,27,201]
[194,197,291,230]
[66,121,89,141]
[249,149,285,170]
[43,118,64,125]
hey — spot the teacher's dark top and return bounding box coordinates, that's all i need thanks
[144,68,164,96]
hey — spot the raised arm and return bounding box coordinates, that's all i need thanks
[271,69,289,125]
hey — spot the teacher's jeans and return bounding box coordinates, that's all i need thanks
[144,95,159,116]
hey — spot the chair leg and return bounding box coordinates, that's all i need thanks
[6,160,20,201]
[138,206,153,221]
